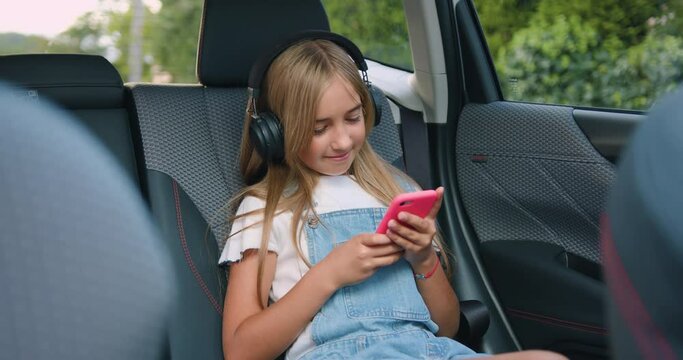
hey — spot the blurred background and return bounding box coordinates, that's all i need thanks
[2,0,681,111]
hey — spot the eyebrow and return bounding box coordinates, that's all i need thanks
[315,104,363,123]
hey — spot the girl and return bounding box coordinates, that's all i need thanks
[220,34,565,360]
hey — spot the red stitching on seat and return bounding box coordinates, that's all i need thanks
[506,308,607,335]
[173,179,223,316]
[601,215,675,360]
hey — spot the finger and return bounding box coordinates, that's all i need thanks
[363,235,403,253]
[396,212,431,233]
[369,243,404,257]
[426,186,445,219]
[388,219,423,243]
[372,252,403,268]
[361,233,392,246]
[386,229,420,252]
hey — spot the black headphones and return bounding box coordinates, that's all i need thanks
[247,30,384,163]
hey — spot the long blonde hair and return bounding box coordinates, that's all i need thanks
[230,39,448,305]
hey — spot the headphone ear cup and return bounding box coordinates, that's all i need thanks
[367,84,383,127]
[249,112,285,163]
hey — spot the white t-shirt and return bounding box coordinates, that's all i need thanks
[219,175,385,359]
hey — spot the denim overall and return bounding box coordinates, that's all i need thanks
[298,207,480,359]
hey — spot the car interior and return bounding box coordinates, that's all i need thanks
[0,80,173,359]
[2,0,679,359]
[601,86,683,360]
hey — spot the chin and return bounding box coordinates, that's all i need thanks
[317,164,352,176]
[318,169,349,176]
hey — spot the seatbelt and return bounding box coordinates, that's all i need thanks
[399,106,433,189]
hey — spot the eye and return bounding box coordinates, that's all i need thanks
[346,114,362,123]
[313,126,327,135]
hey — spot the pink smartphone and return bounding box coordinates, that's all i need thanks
[376,190,438,234]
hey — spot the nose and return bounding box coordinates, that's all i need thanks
[331,125,352,151]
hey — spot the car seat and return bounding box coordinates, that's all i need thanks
[602,87,683,359]
[127,0,404,357]
[0,81,174,359]
[0,54,142,187]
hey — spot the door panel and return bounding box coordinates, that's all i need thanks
[480,240,607,359]
[439,3,645,354]
[425,0,647,356]
[452,101,618,358]
[456,102,615,264]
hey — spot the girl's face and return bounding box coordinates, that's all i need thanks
[298,76,366,176]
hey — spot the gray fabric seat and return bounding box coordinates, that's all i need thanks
[0,54,142,187]
[0,81,173,359]
[602,87,683,359]
[128,0,404,358]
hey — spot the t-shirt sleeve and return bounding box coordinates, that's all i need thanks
[218,196,279,265]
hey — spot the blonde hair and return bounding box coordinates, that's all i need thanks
[230,39,449,305]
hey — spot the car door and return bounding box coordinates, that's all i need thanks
[428,0,677,358]
[320,0,681,358]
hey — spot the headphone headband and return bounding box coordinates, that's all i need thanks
[247,30,368,93]
[246,30,384,167]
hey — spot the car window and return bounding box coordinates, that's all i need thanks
[321,0,413,71]
[474,0,683,110]
[0,0,202,83]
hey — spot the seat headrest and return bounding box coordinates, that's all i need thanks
[0,54,124,109]
[197,0,329,87]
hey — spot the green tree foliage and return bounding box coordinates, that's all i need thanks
[606,32,683,109]
[44,7,155,82]
[474,0,538,60]
[0,33,49,55]
[48,11,108,55]
[95,0,201,83]
[477,0,683,109]
[147,0,202,83]
[322,0,412,70]
[106,6,155,82]
[0,0,200,83]
[531,0,660,53]
[0,11,107,56]
[657,1,683,36]
[4,0,681,104]
[499,15,609,106]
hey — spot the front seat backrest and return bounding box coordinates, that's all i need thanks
[0,82,174,359]
[602,87,683,359]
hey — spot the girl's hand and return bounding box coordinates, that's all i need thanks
[318,233,404,289]
[386,186,444,272]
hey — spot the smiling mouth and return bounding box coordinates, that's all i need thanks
[327,152,350,161]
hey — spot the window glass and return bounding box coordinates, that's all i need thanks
[0,0,202,83]
[322,0,413,71]
[474,0,683,110]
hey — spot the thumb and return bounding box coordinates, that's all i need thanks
[426,186,444,219]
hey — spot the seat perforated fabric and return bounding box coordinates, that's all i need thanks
[456,102,616,263]
[131,85,245,249]
[131,85,402,250]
